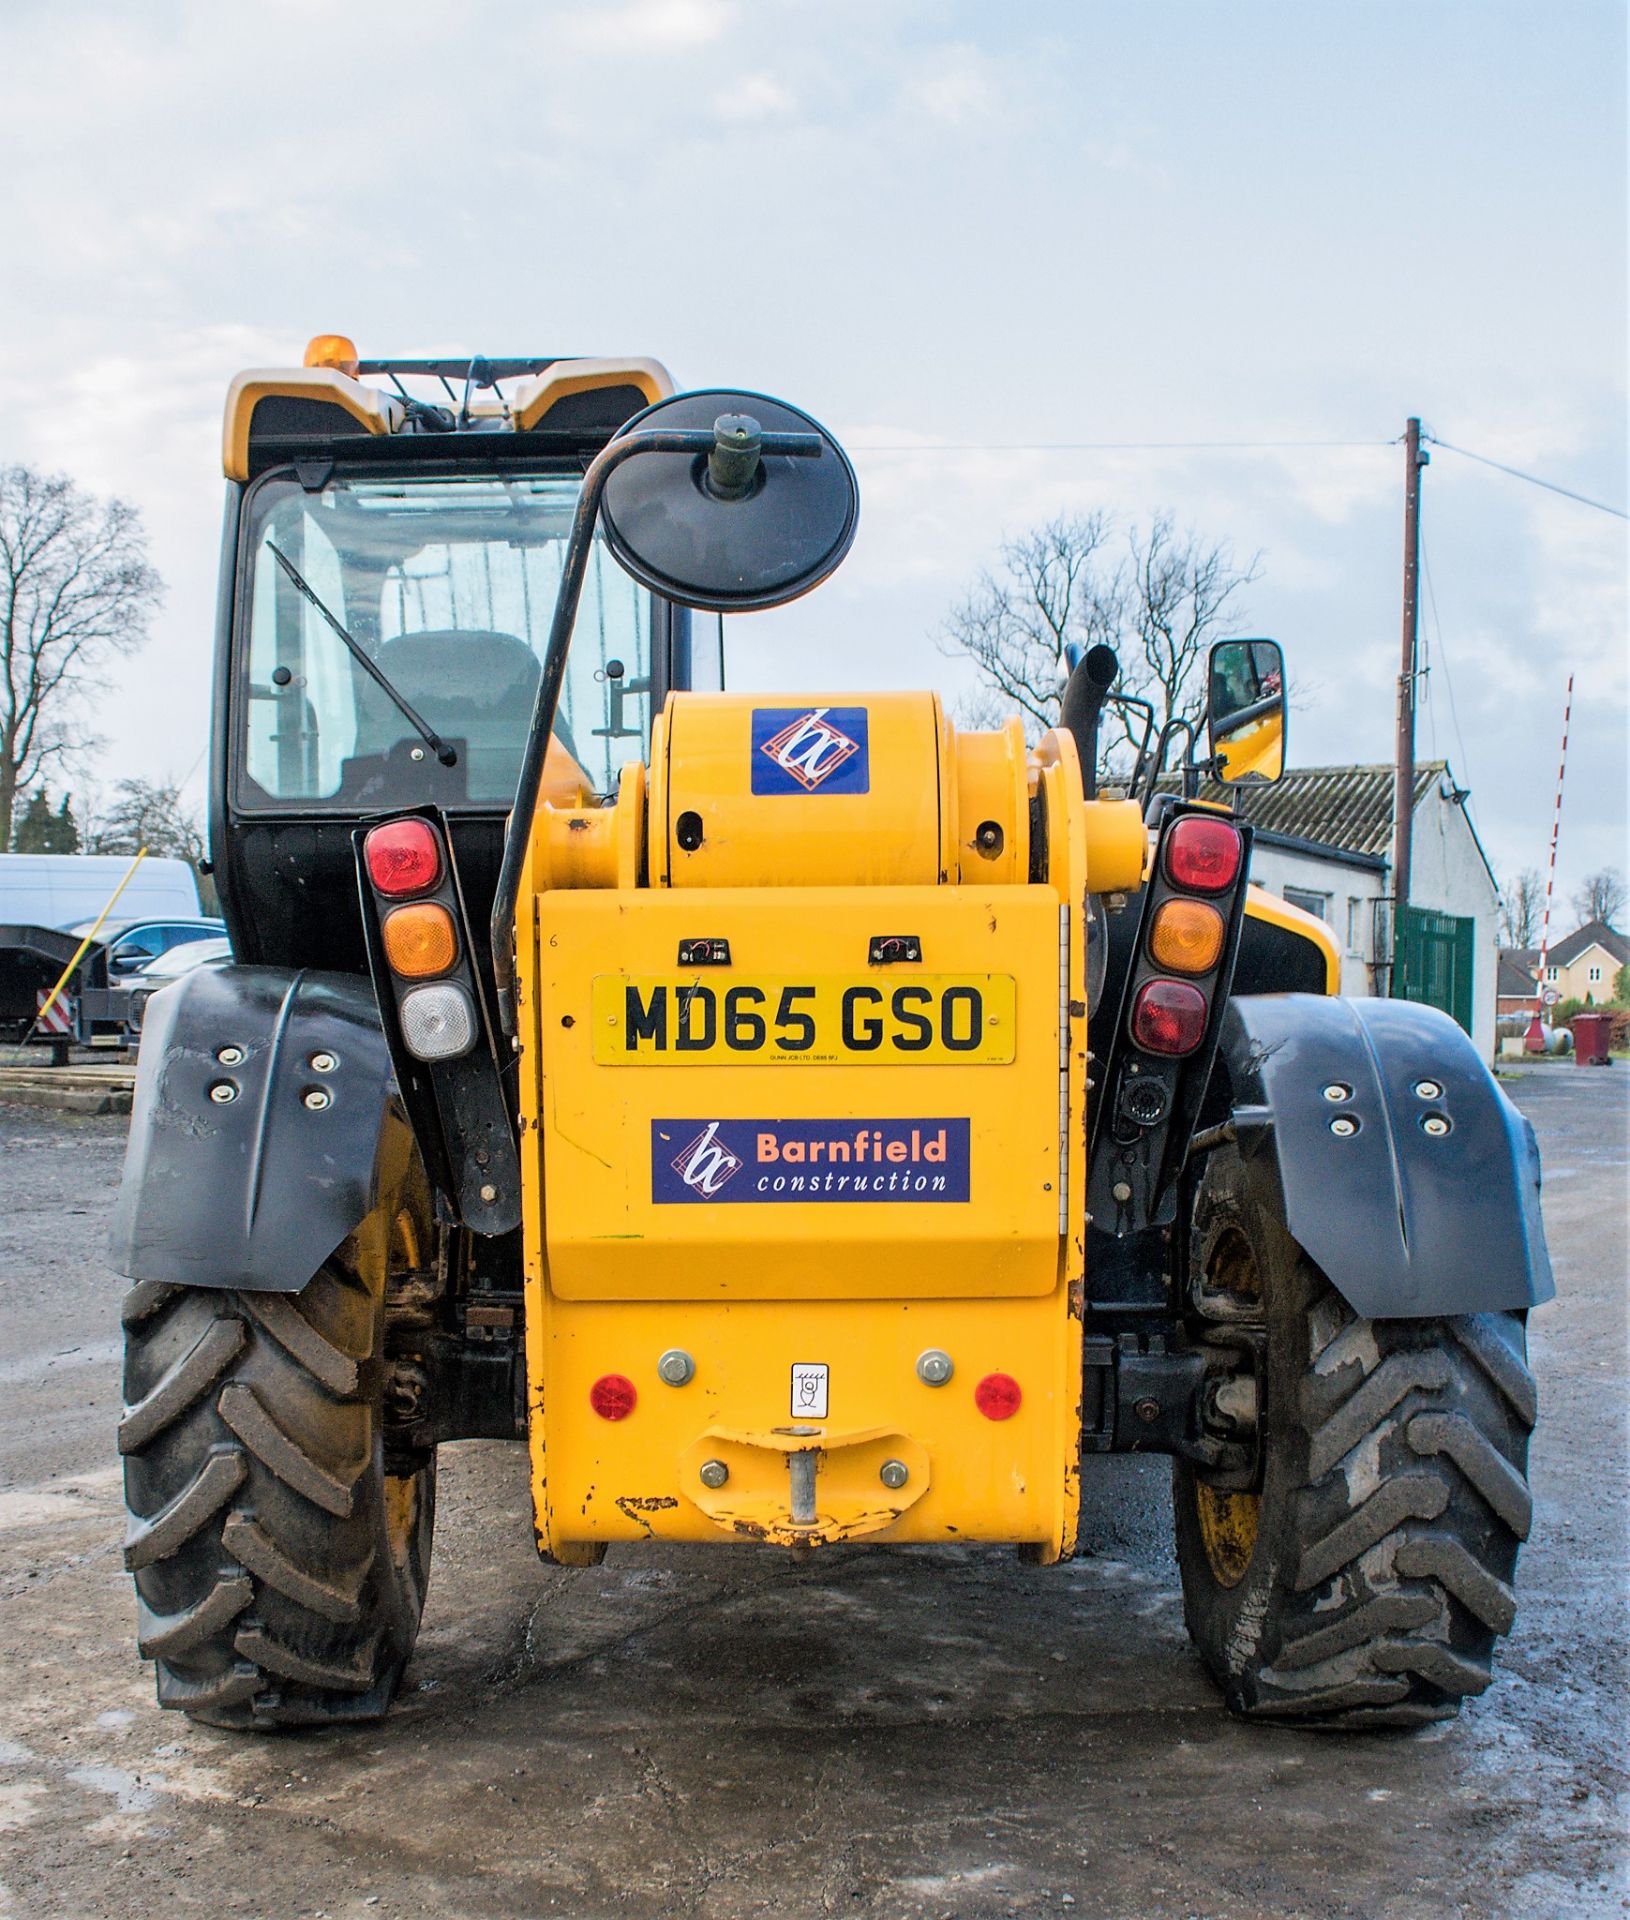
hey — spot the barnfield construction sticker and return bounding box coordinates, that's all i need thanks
[651,1118,970,1202]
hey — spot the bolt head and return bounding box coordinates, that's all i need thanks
[698,1458,729,1490]
[1321,1082,1352,1103]
[1330,1115,1358,1137]
[915,1349,954,1387]
[1133,1396,1161,1424]
[657,1348,695,1387]
[208,1081,238,1104]
[215,1045,245,1067]
[1112,1180,1133,1203]
[1422,1114,1450,1137]
[309,1051,337,1074]
[479,1182,499,1203]
[879,1458,909,1491]
[302,1087,332,1111]
[1414,1079,1443,1100]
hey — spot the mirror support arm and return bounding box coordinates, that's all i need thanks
[490,423,820,1032]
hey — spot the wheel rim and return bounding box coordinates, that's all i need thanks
[1192,1217,1263,1587]
[1195,1482,1260,1587]
[383,1468,422,1571]
[382,1208,432,1587]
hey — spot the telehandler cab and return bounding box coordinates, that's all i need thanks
[111,342,1551,1732]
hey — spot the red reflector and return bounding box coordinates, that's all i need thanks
[1131,978,1209,1056]
[365,819,442,898]
[974,1372,1022,1420]
[589,1374,637,1421]
[1164,816,1242,894]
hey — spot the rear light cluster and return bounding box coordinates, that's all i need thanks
[1129,814,1244,1060]
[362,818,478,1062]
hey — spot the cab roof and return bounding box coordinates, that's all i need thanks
[223,348,674,481]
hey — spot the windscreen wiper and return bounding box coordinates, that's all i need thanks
[265,542,458,767]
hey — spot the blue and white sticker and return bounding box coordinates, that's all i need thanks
[652,1118,969,1203]
[751,706,870,795]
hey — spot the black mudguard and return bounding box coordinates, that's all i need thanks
[109,964,405,1293]
[1216,994,1553,1318]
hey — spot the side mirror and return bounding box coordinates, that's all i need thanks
[1207,638,1286,785]
[108,943,147,974]
[599,390,858,612]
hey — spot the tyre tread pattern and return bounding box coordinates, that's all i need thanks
[117,1318,245,1454]
[119,1268,429,1730]
[1177,1146,1536,1732]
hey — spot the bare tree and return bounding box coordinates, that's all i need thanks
[1116,514,1260,746]
[1573,867,1627,929]
[89,776,215,911]
[0,465,162,851]
[943,513,1121,738]
[88,777,205,866]
[944,509,1258,775]
[1498,867,1545,947]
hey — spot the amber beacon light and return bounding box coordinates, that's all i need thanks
[303,333,360,376]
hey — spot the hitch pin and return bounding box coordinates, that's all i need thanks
[788,1449,818,1526]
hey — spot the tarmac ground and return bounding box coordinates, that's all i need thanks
[0,1067,1624,1919]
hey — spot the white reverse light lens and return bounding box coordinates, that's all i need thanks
[399,982,476,1061]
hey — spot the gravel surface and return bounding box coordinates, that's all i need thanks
[0,1069,1623,1920]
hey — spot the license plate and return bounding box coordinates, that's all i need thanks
[591,974,1016,1065]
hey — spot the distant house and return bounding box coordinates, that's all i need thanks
[1178,759,1500,1059]
[1538,920,1630,1005]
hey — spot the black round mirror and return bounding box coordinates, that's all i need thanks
[600,390,858,612]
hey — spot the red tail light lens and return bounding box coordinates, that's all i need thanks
[1163,816,1242,894]
[589,1374,638,1421]
[1131,978,1209,1055]
[365,819,442,898]
[974,1372,1023,1420]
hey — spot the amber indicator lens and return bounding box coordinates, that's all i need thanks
[1163,816,1242,894]
[1131,978,1209,1055]
[1149,899,1225,974]
[590,1374,638,1421]
[382,902,458,978]
[365,818,443,897]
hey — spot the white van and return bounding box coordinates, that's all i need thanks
[0,854,202,931]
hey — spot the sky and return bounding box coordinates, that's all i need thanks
[0,0,1624,916]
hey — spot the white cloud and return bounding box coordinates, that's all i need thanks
[561,0,731,52]
[711,72,795,122]
[901,43,997,125]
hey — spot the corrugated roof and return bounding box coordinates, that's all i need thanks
[1165,762,1453,858]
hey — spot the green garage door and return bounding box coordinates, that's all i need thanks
[1395,906,1475,1035]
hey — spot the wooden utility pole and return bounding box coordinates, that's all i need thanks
[1392,417,1427,922]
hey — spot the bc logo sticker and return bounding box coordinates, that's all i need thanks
[752,706,870,795]
[652,1119,970,1204]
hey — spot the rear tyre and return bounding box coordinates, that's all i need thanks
[1173,1144,1536,1729]
[118,1250,434,1729]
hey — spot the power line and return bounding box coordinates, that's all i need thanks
[852,437,1396,454]
[1423,435,1628,521]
